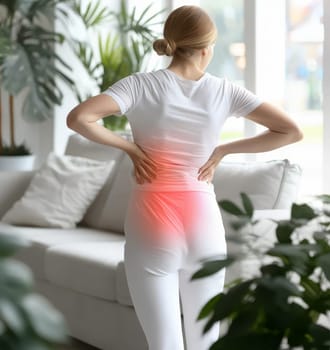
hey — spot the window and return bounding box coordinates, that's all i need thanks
[200,0,245,144]
[163,0,326,197]
[256,0,323,198]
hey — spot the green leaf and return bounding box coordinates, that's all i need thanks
[291,203,317,221]
[229,217,251,231]
[260,263,286,277]
[275,220,296,243]
[197,293,221,320]
[227,308,260,336]
[301,278,322,302]
[76,0,112,27]
[258,276,301,298]
[0,233,30,258]
[1,21,74,122]
[119,0,128,27]
[0,259,34,296]
[210,333,282,350]
[316,194,330,204]
[317,253,330,281]
[190,256,235,280]
[218,199,246,216]
[308,323,330,347]
[20,294,69,342]
[9,335,65,350]
[213,280,255,320]
[135,3,153,26]
[0,298,26,335]
[240,192,254,218]
[267,244,310,268]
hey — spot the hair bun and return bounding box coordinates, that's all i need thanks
[153,38,176,56]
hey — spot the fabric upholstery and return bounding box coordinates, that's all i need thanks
[44,241,125,301]
[2,153,115,228]
[94,154,134,234]
[0,171,35,219]
[0,222,124,279]
[85,155,301,235]
[214,159,301,209]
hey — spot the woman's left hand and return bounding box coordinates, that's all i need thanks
[198,146,227,183]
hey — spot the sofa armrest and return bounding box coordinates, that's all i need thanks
[0,171,35,219]
[253,209,291,221]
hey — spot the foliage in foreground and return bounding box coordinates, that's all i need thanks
[193,193,330,350]
[0,232,70,349]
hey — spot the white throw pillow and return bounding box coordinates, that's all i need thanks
[2,153,115,228]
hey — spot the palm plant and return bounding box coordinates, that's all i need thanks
[0,0,76,155]
[71,0,165,130]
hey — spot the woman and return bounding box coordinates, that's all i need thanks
[66,5,303,350]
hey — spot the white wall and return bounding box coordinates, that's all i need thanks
[0,89,53,168]
[0,1,121,168]
[0,5,56,168]
[323,0,330,193]
[53,0,122,157]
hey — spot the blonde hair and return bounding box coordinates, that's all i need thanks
[153,6,217,57]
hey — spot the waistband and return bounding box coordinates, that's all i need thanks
[130,176,215,193]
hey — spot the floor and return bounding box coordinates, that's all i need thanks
[58,337,100,350]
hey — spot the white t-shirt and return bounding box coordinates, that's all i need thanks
[102,68,263,192]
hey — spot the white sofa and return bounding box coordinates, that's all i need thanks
[0,134,302,350]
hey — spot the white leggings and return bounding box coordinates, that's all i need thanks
[124,188,227,350]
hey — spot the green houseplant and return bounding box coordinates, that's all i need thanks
[0,231,70,349]
[71,0,164,131]
[0,0,75,162]
[192,193,330,350]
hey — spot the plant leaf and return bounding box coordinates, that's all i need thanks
[0,298,25,335]
[316,253,330,281]
[0,259,34,297]
[275,220,296,243]
[218,199,246,216]
[190,256,235,280]
[197,293,221,320]
[20,294,69,342]
[291,203,317,221]
[0,233,30,258]
[240,192,254,218]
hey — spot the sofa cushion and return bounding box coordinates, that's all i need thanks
[0,222,124,280]
[93,154,134,234]
[87,156,301,235]
[2,153,115,228]
[214,159,301,209]
[65,133,128,231]
[116,261,133,306]
[44,240,125,302]
[65,133,125,162]
[0,171,35,219]
[214,159,301,238]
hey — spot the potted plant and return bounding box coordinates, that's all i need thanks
[192,193,330,350]
[0,231,70,349]
[71,0,164,131]
[0,0,76,170]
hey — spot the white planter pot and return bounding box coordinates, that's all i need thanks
[0,155,36,171]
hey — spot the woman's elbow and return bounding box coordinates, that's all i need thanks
[290,125,304,143]
[66,110,81,131]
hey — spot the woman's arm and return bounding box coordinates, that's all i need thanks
[198,102,303,182]
[66,94,157,183]
[66,94,134,152]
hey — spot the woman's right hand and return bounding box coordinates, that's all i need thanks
[198,145,227,183]
[126,143,158,184]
